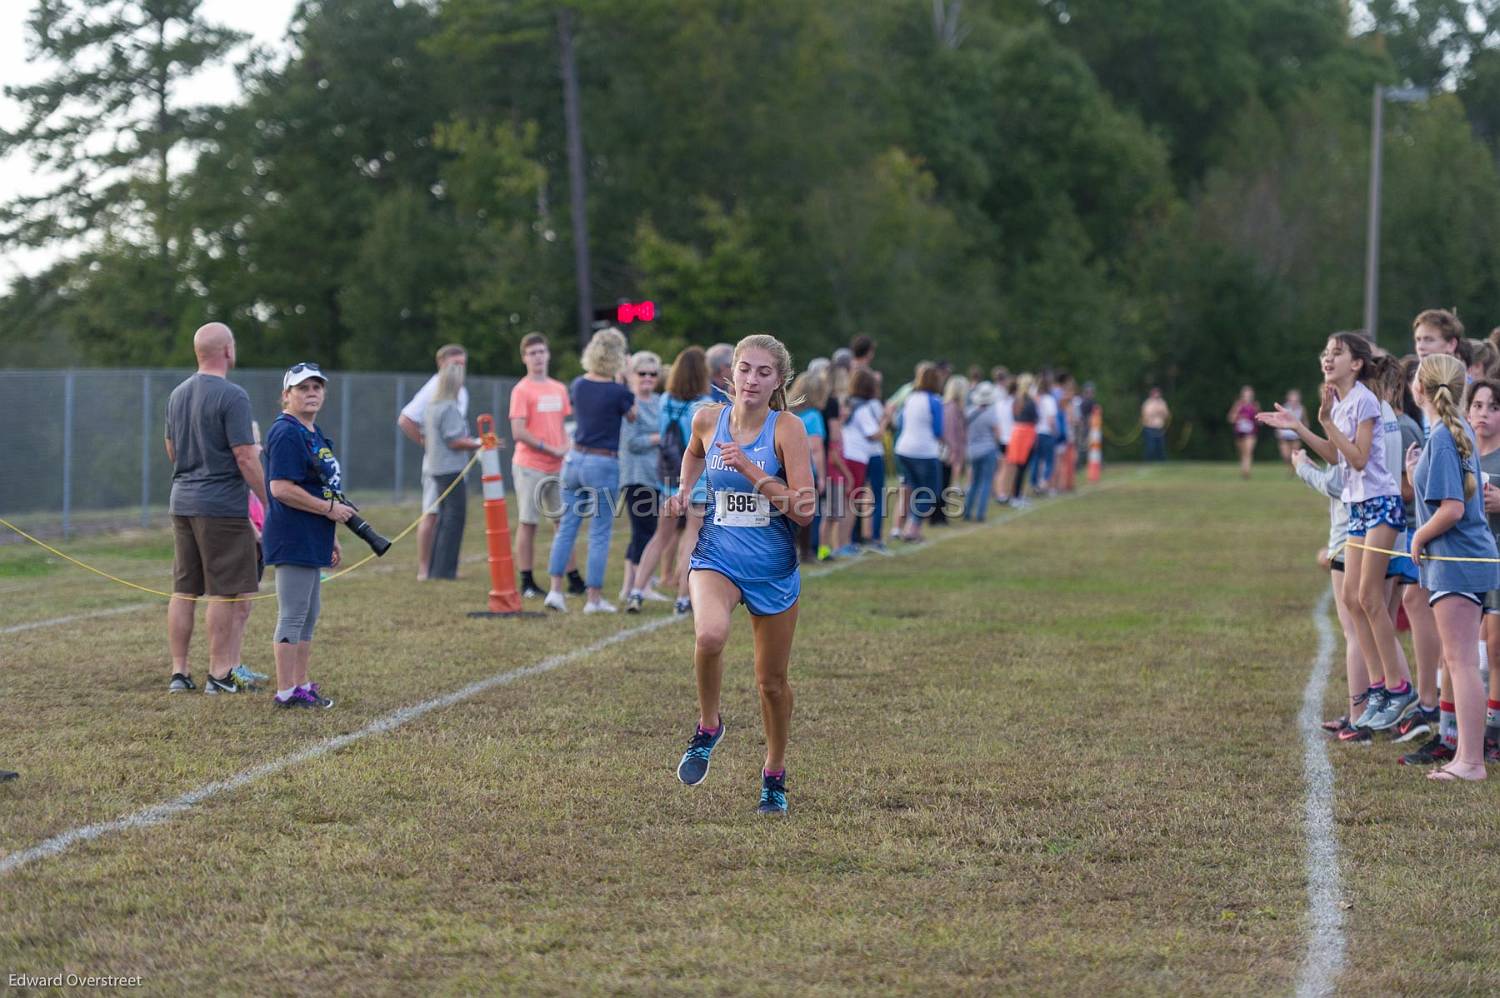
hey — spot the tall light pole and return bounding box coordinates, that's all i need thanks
[1363,84,1429,341]
[558,7,593,353]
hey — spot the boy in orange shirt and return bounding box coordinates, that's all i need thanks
[509,333,582,597]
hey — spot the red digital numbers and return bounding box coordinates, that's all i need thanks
[616,300,656,324]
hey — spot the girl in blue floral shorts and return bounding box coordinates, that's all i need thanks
[1260,332,1418,733]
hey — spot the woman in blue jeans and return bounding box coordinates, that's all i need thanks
[893,362,946,542]
[962,381,1003,522]
[1030,372,1058,493]
[546,328,637,613]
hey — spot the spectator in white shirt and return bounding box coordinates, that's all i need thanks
[397,344,469,580]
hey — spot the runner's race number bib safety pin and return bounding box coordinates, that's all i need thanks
[714,490,770,527]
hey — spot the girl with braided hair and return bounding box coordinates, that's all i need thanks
[1259,333,1417,733]
[1405,352,1500,780]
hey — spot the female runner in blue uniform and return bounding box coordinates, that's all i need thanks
[665,334,816,815]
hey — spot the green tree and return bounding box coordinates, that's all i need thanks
[632,198,769,358]
[1042,0,1353,182]
[801,148,999,371]
[182,0,450,368]
[430,118,567,375]
[0,0,244,360]
[1359,0,1500,87]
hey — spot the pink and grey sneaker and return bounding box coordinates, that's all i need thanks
[301,683,334,709]
[274,689,316,710]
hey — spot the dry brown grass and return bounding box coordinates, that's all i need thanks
[3,464,1480,994]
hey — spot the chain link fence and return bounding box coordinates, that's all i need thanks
[0,368,519,539]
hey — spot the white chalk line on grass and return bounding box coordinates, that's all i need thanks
[1,601,156,636]
[0,552,495,637]
[0,614,682,876]
[1294,589,1345,998]
[1,477,1134,876]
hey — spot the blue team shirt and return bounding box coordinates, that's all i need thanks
[262,413,339,568]
[691,405,798,582]
[1412,421,1500,594]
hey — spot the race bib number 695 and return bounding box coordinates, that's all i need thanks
[713,490,769,527]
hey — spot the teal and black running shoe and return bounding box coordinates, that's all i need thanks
[757,772,788,816]
[676,719,724,786]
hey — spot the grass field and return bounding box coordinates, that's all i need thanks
[2,463,1499,994]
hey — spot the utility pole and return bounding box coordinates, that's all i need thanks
[1363,84,1429,342]
[558,7,593,354]
[1362,85,1384,341]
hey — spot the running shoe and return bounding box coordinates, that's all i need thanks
[864,541,893,556]
[302,682,334,709]
[583,599,618,614]
[833,544,861,559]
[817,545,834,562]
[204,672,243,695]
[1352,687,1388,729]
[626,591,644,614]
[1321,714,1348,733]
[544,590,568,613]
[1486,733,1500,765]
[1367,687,1417,731]
[230,665,264,690]
[168,673,196,693]
[1335,721,1372,745]
[1392,706,1438,743]
[238,664,270,683]
[674,597,692,616]
[521,583,545,600]
[274,689,315,709]
[757,772,788,816]
[1399,734,1455,766]
[639,586,671,602]
[676,720,725,786]
[0,768,17,782]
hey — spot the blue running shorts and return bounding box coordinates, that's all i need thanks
[691,564,801,616]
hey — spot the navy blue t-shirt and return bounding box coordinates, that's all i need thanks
[263,413,339,568]
[570,377,635,452]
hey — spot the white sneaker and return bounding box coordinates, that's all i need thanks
[639,586,672,602]
[584,599,618,614]
[544,590,568,613]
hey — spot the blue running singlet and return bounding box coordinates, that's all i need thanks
[691,405,799,584]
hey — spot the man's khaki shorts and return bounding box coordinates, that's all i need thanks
[512,462,562,525]
[172,515,259,597]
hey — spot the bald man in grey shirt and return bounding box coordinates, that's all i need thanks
[163,323,268,694]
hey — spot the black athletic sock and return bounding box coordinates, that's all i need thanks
[519,571,537,590]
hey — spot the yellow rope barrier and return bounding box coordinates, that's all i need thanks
[0,450,482,603]
[1344,539,1500,564]
[1102,421,1144,446]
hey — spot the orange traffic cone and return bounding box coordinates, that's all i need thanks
[468,414,528,617]
[1087,406,1103,484]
